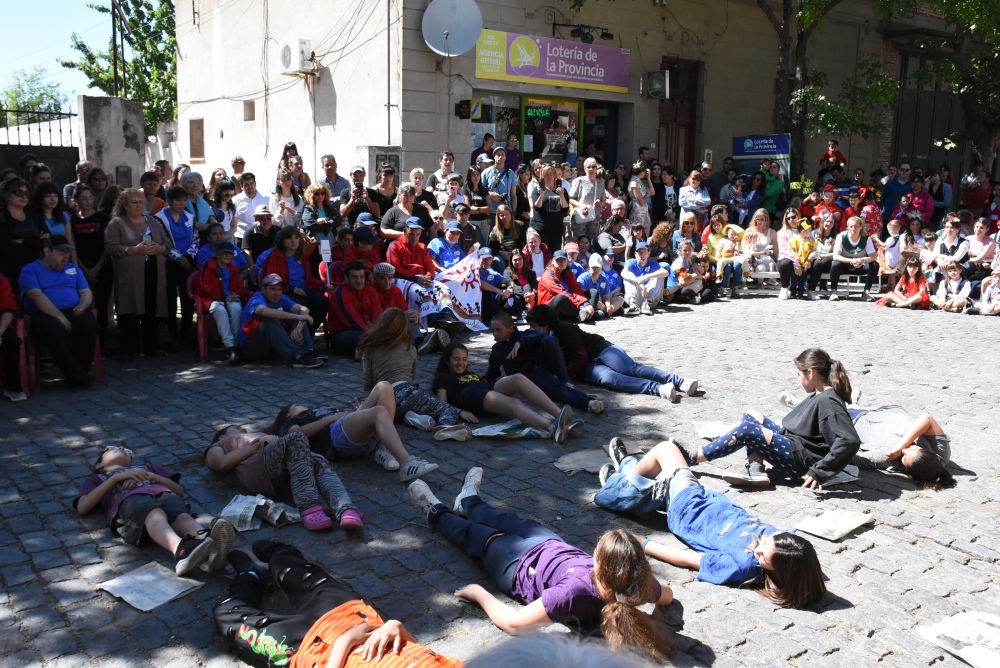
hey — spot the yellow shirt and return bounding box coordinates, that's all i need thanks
[787,236,817,266]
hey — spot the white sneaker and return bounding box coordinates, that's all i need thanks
[778,288,789,300]
[3,390,27,402]
[777,391,799,409]
[407,480,442,518]
[452,467,483,516]
[679,379,699,396]
[640,302,652,315]
[373,445,400,471]
[659,383,677,401]
[694,294,702,304]
[404,411,436,431]
[829,293,840,301]
[399,457,439,482]
[433,425,471,441]
[807,291,819,301]
[587,399,604,414]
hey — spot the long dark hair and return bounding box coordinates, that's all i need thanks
[905,448,955,490]
[29,181,70,226]
[265,404,300,435]
[357,308,413,353]
[593,530,673,661]
[212,177,236,214]
[434,341,469,377]
[794,348,852,404]
[274,225,304,260]
[277,169,301,205]
[749,533,827,609]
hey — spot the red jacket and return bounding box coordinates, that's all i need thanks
[373,284,408,312]
[537,266,587,308]
[0,273,16,314]
[193,258,250,311]
[386,239,435,280]
[260,250,324,292]
[342,244,382,275]
[522,242,552,269]
[328,283,381,333]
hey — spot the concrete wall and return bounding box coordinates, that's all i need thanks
[175,0,895,184]
[77,96,145,188]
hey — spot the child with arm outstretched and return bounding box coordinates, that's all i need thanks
[432,342,575,443]
[270,381,438,483]
[407,471,673,662]
[848,407,954,490]
[594,438,826,609]
[76,445,234,575]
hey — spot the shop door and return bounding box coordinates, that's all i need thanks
[582,102,618,168]
[657,58,700,172]
[522,96,582,165]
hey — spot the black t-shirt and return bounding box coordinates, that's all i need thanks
[371,188,397,220]
[462,184,491,222]
[415,190,438,213]
[70,212,111,267]
[241,226,277,263]
[381,205,435,245]
[339,187,380,224]
[488,225,525,258]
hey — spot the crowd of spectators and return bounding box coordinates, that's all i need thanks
[1,140,997,399]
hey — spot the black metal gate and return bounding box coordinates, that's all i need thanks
[0,109,80,185]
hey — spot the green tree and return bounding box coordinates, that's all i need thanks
[59,0,176,137]
[0,67,71,124]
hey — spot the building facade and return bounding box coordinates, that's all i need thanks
[171,0,968,185]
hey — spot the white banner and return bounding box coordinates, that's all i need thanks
[393,253,487,331]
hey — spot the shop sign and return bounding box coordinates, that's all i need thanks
[476,29,630,94]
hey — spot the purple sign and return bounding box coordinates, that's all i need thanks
[476,29,630,94]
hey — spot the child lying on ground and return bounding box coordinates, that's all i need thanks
[75,444,234,575]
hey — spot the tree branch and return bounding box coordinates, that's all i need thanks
[756,0,784,36]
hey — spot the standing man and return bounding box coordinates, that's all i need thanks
[19,236,97,389]
[569,157,605,241]
[881,162,913,223]
[230,156,246,194]
[471,133,495,167]
[153,160,173,200]
[637,146,652,164]
[425,151,461,193]
[233,173,269,242]
[238,274,323,368]
[320,154,351,199]
[480,147,517,217]
[706,157,734,198]
[504,133,522,172]
[63,159,94,209]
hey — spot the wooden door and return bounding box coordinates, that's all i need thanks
[657,58,700,172]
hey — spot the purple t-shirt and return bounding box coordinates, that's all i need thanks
[75,462,179,525]
[510,539,603,624]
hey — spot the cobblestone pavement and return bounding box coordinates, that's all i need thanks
[1,292,998,667]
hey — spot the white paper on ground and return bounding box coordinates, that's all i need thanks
[917,612,1000,668]
[794,509,873,541]
[221,494,301,532]
[554,444,648,475]
[471,419,549,439]
[98,562,203,611]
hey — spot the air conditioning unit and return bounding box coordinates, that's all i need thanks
[279,39,313,71]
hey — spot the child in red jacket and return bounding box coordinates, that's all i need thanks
[194,242,251,364]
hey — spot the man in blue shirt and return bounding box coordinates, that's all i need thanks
[427,222,466,271]
[622,242,671,314]
[578,252,625,318]
[480,147,517,216]
[19,235,97,388]
[477,248,521,322]
[238,274,323,368]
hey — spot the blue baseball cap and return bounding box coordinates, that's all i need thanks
[353,226,378,245]
[356,212,377,225]
[405,216,423,229]
[552,250,569,260]
[446,221,462,232]
[215,241,237,254]
[634,241,649,251]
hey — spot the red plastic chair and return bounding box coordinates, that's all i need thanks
[187,272,209,363]
[24,310,105,392]
[0,317,31,398]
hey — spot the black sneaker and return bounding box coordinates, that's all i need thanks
[228,549,270,585]
[175,535,215,576]
[252,539,297,563]
[607,437,628,470]
[678,440,701,467]
[292,353,324,369]
[598,463,615,487]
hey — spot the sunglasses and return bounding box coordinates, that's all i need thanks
[102,445,133,457]
[11,189,29,197]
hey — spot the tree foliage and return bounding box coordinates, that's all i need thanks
[0,67,71,124]
[59,0,176,137]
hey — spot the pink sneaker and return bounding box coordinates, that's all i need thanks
[339,509,364,530]
[300,505,333,531]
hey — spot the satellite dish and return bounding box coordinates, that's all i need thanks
[422,0,483,57]
[279,44,292,69]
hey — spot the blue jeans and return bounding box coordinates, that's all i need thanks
[537,334,570,383]
[721,263,743,288]
[701,413,800,475]
[330,330,361,357]
[239,318,315,362]
[790,272,807,297]
[431,496,560,595]
[580,345,681,396]
[527,367,591,410]
[594,457,700,516]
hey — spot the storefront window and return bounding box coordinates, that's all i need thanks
[522,96,581,166]
[470,92,520,164]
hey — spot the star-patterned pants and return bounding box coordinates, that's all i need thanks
[701,413,801,475]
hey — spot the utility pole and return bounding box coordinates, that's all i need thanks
[111,0,119,96]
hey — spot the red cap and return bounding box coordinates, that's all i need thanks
[823,184,835,192]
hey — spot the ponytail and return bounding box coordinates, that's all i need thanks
[794,348,852,404]
[593,530,673,661]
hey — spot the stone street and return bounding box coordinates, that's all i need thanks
[1,292,997,667]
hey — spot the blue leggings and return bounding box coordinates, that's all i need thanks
[701,413,800,475]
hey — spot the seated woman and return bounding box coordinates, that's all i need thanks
[205,428,360,531]
[876,257,930,309]
[432,342,574,443]
[806,214,838,293]
[536,250,595,322]
[671,239,714,304]
[847,407,954,490]
[269,381,439,483]
[671,212,702,256]
[213,540,461,668]
[522,227,551,277]
[525,304,697,402]
[358,309,471,441]
[407,471,672,661]
[594,438,825,609]
[965,217,995,283]
[679,348,860,490]
[503,248,538,309]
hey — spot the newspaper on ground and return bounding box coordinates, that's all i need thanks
[472,419,549,439]
[917,612,1000,668]
[554,443,648,475]
[221,494,301,532]
[794,508,873,541]
[99,562,203,611]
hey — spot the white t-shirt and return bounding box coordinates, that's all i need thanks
[530,250,546,276]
